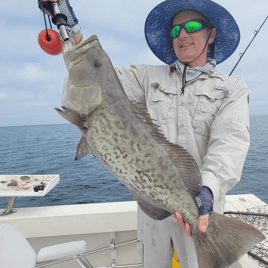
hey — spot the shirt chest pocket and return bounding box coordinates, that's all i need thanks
[190,89,226,137]
[148,86,178,125]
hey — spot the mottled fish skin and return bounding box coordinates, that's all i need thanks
[59,35,201,223]
[87,102,196,213]
[55,35,265,268]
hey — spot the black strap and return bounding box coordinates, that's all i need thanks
[180,63,188,95]
[42,9,53,41]
[42,9,50,41]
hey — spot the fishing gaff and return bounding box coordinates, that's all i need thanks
[38,2,74,55]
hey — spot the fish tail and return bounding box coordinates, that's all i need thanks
[192,211,265,268]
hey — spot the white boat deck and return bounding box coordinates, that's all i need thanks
[225,194,266,213]
[0,194,267,268]
[224,194,267,268]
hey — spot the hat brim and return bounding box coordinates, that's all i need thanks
[145,0,240,65]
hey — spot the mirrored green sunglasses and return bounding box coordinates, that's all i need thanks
[171,19,212,38]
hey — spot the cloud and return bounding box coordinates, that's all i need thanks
[76,0,157,37]
[1,63,52,83]
[0,0,267,126]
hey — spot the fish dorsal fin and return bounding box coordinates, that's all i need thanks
[129,100,202,197]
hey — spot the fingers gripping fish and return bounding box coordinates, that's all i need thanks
[55,35,265,268]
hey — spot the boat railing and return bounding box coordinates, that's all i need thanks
[35,238,142,268]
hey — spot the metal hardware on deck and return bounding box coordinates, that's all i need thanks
[111,259,116,268]
[110,232,117,265]
[109,265,142,268]
[74,254,94,268]
[95,265,142,268]
[224,211,268,217]
[83,239,139,257]
[110,239,115,250]
[248,251,268,266]
[73,255,87,268]
[35,239,142,268]
[0,197,17,216]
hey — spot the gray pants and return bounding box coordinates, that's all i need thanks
[137,206,199,268]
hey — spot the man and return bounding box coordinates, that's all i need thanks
[39,1,250,267]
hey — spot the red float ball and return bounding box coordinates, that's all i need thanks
[38,29,63,55]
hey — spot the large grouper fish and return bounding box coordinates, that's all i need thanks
[55,35,265,268]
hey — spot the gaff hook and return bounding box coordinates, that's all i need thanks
[38,2,71,55]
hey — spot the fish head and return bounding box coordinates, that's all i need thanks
[62,35,103,116]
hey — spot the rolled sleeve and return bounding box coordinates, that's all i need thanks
[201,81,250,206]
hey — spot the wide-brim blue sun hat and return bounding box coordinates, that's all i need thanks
[145,0,240,65]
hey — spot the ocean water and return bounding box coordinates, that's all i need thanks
[0,115,267,210]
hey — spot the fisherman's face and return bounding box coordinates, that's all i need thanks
[172,11,216,67]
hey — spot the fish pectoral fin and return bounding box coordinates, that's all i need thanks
[55,106,85,130]
[74,136,91,161]
[129,189,171,220]
[55,107,92,161]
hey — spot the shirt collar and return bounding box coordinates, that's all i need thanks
[169,58,223,81]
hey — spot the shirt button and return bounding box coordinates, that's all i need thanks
[180,102,184,106]
[180,124,185,128]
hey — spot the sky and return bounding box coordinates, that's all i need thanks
[0,0,267,126]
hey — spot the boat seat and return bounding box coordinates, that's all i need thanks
[0,222,93,268]
[37,240,87,262]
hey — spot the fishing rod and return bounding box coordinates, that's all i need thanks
[229,16,268,76]
[38,1,74,55]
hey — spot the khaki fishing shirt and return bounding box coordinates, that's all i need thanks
[115,63,250,214]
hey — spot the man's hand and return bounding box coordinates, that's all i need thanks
[172,186,213,237]
[172,212,209,237]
